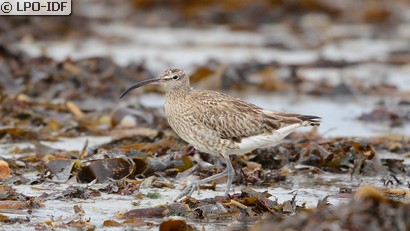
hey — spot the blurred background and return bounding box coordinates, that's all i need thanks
[1,0,410,138]
[1,2,410,229]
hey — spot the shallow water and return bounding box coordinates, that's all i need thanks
[4,135,404,229]
[5,159,403,230]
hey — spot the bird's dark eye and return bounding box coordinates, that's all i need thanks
[172,75,179,80]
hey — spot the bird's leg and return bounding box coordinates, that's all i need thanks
[224,154,234,196]
[174,155,235,201]
[174,170,229,201]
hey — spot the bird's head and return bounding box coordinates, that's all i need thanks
[119,68,189,99]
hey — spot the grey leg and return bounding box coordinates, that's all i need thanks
[224,155,234,196]
[174,154,236,201]
[174,169,229,201]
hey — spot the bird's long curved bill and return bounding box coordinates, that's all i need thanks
[119,78,161,99]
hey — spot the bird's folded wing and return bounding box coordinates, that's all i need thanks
[188,90,301,141]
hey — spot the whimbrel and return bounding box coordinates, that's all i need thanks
[120,68,320,200]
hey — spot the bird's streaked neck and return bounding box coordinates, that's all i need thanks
[165,80,191,98]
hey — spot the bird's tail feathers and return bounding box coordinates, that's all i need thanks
[298,115,321,126]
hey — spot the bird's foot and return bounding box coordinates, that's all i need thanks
[224,188,230,196]
[174,182,200,202]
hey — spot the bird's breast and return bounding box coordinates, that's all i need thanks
[164,100,194,141]
[164,100,237,154]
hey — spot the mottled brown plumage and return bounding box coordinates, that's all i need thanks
[120,68,321,200]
